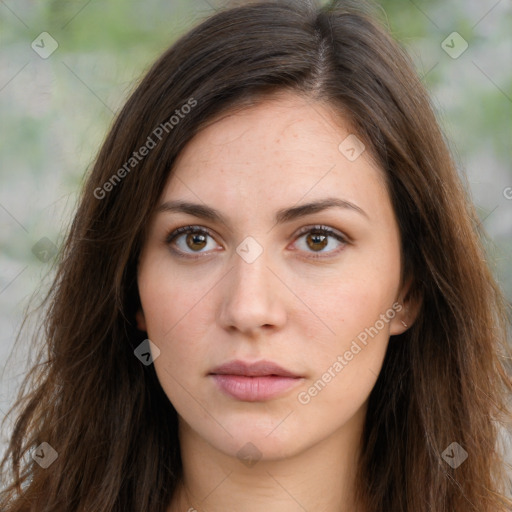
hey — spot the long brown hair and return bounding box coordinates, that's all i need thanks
[1,1,511,510]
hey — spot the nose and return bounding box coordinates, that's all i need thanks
[217,245,287,337]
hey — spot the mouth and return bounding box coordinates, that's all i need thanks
[210,359,301,378]
[209,359,304,402]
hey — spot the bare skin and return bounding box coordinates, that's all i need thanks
[136,91,419,512]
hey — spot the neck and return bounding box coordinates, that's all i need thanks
[169,404,367,512]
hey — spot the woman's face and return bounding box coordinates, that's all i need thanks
[136,91,412,461]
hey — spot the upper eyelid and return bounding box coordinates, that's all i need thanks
[166,224,349,246]
[295,224,348,240]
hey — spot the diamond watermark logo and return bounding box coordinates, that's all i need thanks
[236,442,262,468]
[338,134,366,161]
[32,442,58,469]
[441,32,468,59]
[32,237,58,262]
[441,441,468,468]
[236,236,263,264]
[31,32,59,59]
[134,339,161,366]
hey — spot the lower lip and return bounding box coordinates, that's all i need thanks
[210,374,302,401]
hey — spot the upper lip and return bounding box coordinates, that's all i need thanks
[209,359,301,378]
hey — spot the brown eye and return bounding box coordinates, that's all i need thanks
[293,225,348,258]
[165,224,348,260]
[165,226,218,256]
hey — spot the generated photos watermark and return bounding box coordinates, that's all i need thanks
[297,301,403,405]
[94,97,197,200]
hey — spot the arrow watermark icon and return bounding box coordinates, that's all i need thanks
[134,339,161,366]
[31,32,59,59]
[31,442,58,468]
[441,441,468,468]
[236,236,263,264]
[441,32,468,59]
[338,134,366,162]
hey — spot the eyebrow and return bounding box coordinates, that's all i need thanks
[156,197,369,228]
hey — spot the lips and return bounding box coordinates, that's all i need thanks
[209,359,301,378]
[209,359,303,402]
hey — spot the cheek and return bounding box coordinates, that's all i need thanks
[299,261,399,348]
[303,285,391,394]
[295,279,392,422]
[138,253,213,340]
[137,261,213,385]
[294,259,398,404]
[296,350,383,433]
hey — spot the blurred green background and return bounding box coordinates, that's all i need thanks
[0,0,511,445]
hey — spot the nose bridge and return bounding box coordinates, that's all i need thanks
[219,238,286,332]
[230,240,273,306]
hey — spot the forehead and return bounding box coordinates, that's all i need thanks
[175,93,354,170]
[159,92,388,220]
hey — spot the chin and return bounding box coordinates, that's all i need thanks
[201,414,313,462]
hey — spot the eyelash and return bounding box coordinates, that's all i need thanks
[165,224,349,260]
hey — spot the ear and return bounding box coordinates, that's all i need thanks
[389,276,422,336]
[135,308,147,332]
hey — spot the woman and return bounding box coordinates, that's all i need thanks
[1,0,511,510]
